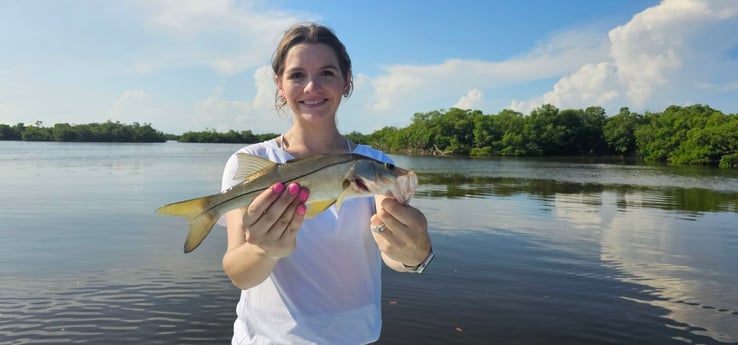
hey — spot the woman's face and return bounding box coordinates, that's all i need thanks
[276,43,350,125]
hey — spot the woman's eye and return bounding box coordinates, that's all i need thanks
[320,70,335,77]
[288,72,304,79]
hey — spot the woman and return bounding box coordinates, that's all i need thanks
[220,23,434,345]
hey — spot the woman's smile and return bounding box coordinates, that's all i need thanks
[300,98,329,106]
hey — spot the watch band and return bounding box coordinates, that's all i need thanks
[403,247,434,274]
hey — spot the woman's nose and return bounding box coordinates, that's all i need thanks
[304,76,322,92]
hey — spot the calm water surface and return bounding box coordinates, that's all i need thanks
[1,141,737,344]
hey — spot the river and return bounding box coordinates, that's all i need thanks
[1,141,737,344]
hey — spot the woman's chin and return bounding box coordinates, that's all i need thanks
[294,109,337,124]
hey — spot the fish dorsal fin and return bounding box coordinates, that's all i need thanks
[234,153,277,181]
[304,199,336,219]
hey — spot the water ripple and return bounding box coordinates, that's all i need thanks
[0,267,235,345]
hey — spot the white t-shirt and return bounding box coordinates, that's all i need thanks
[220,139,392,345]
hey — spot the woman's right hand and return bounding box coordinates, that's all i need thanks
[242,182,309,258]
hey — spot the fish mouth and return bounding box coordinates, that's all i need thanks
[353,177,371,192]
[351,172,417,204]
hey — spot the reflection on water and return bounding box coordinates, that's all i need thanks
[409,166,738,344]
[1,142,737,344]
[416,173,738,214]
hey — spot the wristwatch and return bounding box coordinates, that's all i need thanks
[402,247,435,274]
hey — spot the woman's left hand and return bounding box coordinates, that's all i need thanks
[371,196,432,269]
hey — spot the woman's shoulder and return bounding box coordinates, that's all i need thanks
[353,144,394,164]
[235,138,280,157]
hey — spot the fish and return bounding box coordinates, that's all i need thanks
[157,152,418,253]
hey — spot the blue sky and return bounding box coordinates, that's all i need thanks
[1,0,737,135]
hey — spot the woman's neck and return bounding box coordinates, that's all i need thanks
[280,125,348,157]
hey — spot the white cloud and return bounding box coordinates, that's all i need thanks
[368,29,608,113]
[509,0,738,114]
[101,65,287,135]
[510,62,621,113]
[194,87,251,129]
[131,0,316,76]
[188,66,288,134]
[105,89,181,129]
[453,89,483,110]
[252,65,277,110]
[108,89,150,119]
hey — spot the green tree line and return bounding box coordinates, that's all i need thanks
[0,121,167,143]
[3,104,737,167]
[350,104,738,168]
[177,129,279,143]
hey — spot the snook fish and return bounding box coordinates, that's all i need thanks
[157,153,418,253]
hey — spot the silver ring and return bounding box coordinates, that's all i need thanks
[372,223,388,233]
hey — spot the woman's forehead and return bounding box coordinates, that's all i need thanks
[283,43,340,69]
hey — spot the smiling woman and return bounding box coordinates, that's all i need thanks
[214,23,434,345]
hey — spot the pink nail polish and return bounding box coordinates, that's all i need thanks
[297,204,306,216]
[288,183,299,196]
[299,190,309,202]
[273,183,285,193]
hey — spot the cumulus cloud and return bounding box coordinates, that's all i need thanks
[509,0,738,114]
[369,29,608,112]
[131,0,316,75]
[509,62,621,112]
[108,89,151,120]
[105,89,186,130]
[453,89,484,110]
[189,66,287,134]
[252,65,277,110]
[194,87,251,129]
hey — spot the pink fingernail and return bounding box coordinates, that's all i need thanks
[288,183,299,196]
[299,190,309,202]
[297,204,306,216]
[273,183,285,193]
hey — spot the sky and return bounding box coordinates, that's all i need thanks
[1,0,737,135]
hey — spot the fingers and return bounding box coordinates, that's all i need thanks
[374,198,423,241]
[245,182,288,226]
[262,191,307,243]
[244,182,309,247]
[378,197,425,229]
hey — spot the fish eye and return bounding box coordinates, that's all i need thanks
[385,163,395,170]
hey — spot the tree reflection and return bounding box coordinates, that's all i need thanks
[417,173,738,215]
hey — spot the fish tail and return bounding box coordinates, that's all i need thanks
[157,197,219,254]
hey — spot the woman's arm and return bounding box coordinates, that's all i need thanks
[222,182,309,290]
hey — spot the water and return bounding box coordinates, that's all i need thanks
[1,141,737,344]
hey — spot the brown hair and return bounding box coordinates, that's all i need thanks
[272,23,353,109]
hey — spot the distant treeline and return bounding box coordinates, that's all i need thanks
[0,121,167,143]
[347,104,738,168]
[177,129,279,144]
[2,104,737,167]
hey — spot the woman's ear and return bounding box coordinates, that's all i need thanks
[274,75,282,94]
[345,71,352,90]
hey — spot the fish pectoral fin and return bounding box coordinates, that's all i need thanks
[304,199,336,219]
[235,153,277,181]
[335,190,348,210]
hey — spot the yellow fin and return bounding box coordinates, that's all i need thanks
[304,199,336,218]
[335,190,349,210]
[157,196,218,254]
[157,196,207,217]
[235,153,276,181]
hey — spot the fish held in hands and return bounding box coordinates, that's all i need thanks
[157,153,418,253]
